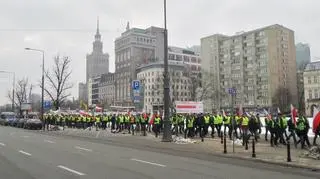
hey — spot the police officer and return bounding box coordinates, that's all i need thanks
[186,114,195,138]
[296,114,311,149]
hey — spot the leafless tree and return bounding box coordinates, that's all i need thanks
[43,55,73,110]
[272,86,292,112]
[7,78,33,115]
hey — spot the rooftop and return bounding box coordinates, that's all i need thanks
[305,61,320,71]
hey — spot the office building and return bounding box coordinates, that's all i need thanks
[303,61,320,116]
[296,43,311,70]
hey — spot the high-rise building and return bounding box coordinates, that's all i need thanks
[86,19,109,83]
[78,82,87,102]
[201,24,298,112]
[296,43,311,70]
[114,23,164,106]
[303,61,320,116]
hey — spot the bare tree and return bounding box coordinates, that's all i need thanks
[187,70,214,102]
[43,55,73,110]
[7,78,33,115]
[272,86,292,112]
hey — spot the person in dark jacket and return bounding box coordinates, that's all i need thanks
[287,117,297,148]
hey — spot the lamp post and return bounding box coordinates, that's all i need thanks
[162,0,172,142]
[0,71,15,112]
[25,48,45,130]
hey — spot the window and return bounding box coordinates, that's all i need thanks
[314,76,318,83]
[308,90,312,99]
[308,77,311,84]
[315,89,319,99]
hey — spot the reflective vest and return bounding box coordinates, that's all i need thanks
[119,116,124,123]
[154,117,161,124]
[242,117,249,126]
[224,116,230,124]
[204,116,210,124]
[187,118,194,128]
[96,117,101,123]
[296,120,305,131]
[281,117,287,129]
[125,116,130,123]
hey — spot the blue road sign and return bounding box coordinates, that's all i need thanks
[43,101,52,109]
[132,80,140,90]
[228,88,236,95]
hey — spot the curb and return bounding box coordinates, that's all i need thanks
[207,151,320,171]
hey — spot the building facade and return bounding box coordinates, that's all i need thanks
[98,73,115,107]
[296,43,311,70]
[137,61,192,113]
[114,24,164,106]
[201,24,298,112]
[88,75,101,105]
[78,82,87,102]
[86,19,109,83]
[303,61,320,116]
[168,46,201,74]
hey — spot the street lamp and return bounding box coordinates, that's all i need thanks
[25,48,45,130]
[0,71,15,112]
[162,0,172,142]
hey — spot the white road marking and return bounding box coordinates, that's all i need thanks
[18,150,32,156]
[57,165,86,176]
[131,158,166,167]
[21,136,30,138]
[75,146,92,152]
[0,142,6,146]
[9,132,15,136]
[44,140,55,144]
[95,131,100,138]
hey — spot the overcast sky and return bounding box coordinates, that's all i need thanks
[0,0,319,105]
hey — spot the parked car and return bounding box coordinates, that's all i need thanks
[24,119,42,130]
[0,112,16,126]
[17,118,28,128]
[9,118,20,127]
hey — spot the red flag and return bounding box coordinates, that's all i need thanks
[238,104,243,116]
[313,107,320,133]
[291,104,297,126]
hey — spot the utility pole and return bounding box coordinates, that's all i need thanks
[162,0,172,142]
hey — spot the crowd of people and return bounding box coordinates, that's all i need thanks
[43,111,320,149]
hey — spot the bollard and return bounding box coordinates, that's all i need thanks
[220,132,223,144]
[287,140,291,162]
[252,139,256,158]
[184,129,187,139]
[223,133,227,154]
[143,124,146,136]
[245,138,248,150]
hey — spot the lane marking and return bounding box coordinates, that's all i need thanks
[44,140,55,144]
[21,136,30,138]
[57,165,86,176]
[75,146,92,152]
[0,142,6,146]
[131,158,166,167]
[9,132,15,136]
[18,150,32,156]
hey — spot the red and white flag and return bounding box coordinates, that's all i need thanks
[277,107,281,114]
[95,106,102,112]
[222,109,226,117]
[313,106,320,133]
[238,104,243,116]
[290,104,297,126]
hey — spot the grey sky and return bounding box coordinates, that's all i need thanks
[0,0,319,105]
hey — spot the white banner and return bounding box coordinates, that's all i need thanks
[175,101,203,114]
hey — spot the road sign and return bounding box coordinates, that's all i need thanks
[43,101,52,109]
[133,96,140,103]
[228,88,236,95]
[132,80,140,90]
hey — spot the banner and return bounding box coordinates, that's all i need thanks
[175,101,203,114]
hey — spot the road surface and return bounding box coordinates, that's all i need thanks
[0,126,318,179]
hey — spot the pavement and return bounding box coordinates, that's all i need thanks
[0,126,319,179]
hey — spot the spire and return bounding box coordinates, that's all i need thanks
[96,16,100,34]
[95,16,101,40]
[126,21,130,31]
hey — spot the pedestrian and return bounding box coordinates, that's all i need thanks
[287,117,297,148]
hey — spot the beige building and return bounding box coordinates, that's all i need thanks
[136,61,192,113]
[114,23,164,106]
[303,61,320,116]
[98,73,115,107]
[201,24,297,112]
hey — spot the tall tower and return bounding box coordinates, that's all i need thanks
[86,18,109,83]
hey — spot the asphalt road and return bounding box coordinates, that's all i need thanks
[0,126,318,179]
